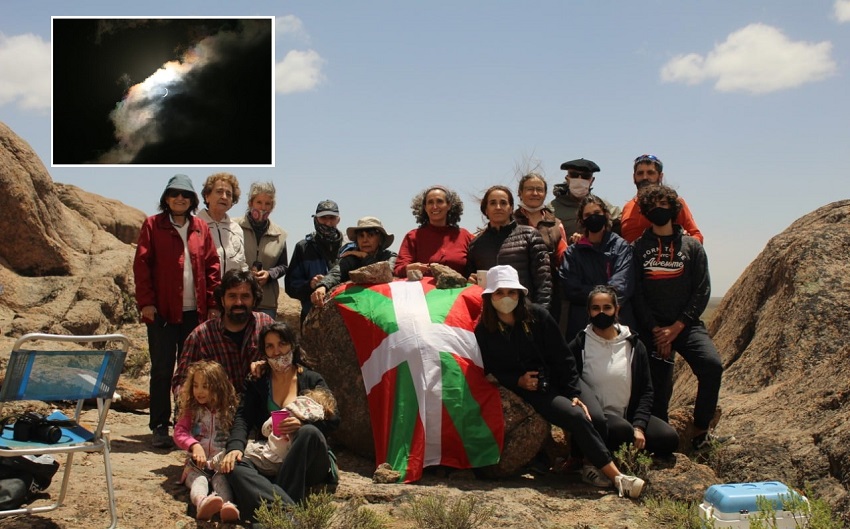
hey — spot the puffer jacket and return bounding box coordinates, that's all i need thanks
[466,221,551,307]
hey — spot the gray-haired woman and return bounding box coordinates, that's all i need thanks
[237,181,288,320]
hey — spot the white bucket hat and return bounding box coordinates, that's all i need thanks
[482,265,528,295]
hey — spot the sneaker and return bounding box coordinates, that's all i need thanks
[196,494,224,521]
[220,501,240,523]
[581,465,611,488]
[151,425,174,449]
[691,431,734,452]
[615,474,645,498]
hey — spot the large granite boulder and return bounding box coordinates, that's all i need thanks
[54,183,147,245]
[301,281,549,477]
[0,121,137,337]
[675,200,850,521]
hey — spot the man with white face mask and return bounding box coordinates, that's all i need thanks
[550,158,621,244]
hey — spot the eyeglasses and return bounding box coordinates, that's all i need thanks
[522,186,546,194]
[356,228,381,237]
[166,189,194,199]
[566,171,593,180]
[634,154,663,171]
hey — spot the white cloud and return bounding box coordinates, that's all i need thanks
[660,23,836,94]
[276,49,326,94]
[276,15,308,41]
[835,0,850,22]
[0,32,50,111]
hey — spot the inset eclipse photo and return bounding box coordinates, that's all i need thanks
[52,16,274,166]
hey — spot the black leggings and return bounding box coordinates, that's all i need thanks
[579,379,679,456]
[522,389,613,469]
[226,425,331,522]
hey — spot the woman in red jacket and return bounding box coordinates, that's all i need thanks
[134,174,221,449]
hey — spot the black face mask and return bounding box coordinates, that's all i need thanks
[645,207,675,227]
[590,311,616,330]
[582,213,607,234]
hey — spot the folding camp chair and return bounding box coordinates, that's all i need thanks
[0,333,128,529]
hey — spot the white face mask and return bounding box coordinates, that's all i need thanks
[568,178,591,199]
[267,351,293,372]
[492,296,519,314]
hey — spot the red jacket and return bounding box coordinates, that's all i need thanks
[133,213,221,324]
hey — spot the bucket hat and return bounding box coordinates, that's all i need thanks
[482,265,528,295]
[346,216,395,249]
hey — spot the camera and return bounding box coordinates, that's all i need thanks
[535,370,550,393]
[12,412,63,444]
[251,261,263,272]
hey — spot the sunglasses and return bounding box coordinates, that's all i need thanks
[633,154,663,171]
[566,171,593,180]
[356,228,381,237]
[166,189,194,199]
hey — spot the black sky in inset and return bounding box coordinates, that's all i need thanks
[52,18,273,165]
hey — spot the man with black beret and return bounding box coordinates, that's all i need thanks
[550,158,621,242]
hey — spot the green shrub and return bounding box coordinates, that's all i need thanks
[254,492,386,529]
[643,497,704,529]
[400,493,494,529]
[613,442,652,477]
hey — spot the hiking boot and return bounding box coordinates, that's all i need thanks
[615,474,645,499]
[220,501,240,523]
[196,494,224,521]
[581,465,610,488]
[151,425,173,449]
[691,431,734,452]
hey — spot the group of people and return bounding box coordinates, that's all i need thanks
[132,153,726,520]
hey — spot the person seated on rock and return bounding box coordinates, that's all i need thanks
[310,216,397,308]
[567,285,679,457]
[631,184,728,452]
[172,269,275,396]
[218,322,340,523]
[474,265,645,498]
[394,185,473,278]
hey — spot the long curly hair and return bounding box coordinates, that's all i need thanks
[178,360,238,432]
[409,185,464,227]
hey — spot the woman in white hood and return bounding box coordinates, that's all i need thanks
[567,285,679,458]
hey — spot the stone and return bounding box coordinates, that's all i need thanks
[646,453,718,503]
[431,263,468,289]
[348,261,393,284]
[54,183,147,245]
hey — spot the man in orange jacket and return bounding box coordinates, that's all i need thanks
[620,154,703,244]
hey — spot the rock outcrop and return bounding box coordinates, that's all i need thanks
[0,121,137,337]
[54,183,147,245]
[674,200,850,519]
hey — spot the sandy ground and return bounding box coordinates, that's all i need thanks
[0,401,653,529]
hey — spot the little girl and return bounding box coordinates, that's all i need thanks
[174,360,240,522]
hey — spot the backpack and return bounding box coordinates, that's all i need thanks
[0,455,60,510]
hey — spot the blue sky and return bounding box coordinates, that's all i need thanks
[2,1,849,296]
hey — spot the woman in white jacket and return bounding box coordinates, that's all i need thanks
[567,285,679,457]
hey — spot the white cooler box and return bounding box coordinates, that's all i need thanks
[699,481,809,528]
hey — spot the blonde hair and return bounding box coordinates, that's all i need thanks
[178,360,238,432]
[303,387,338,420]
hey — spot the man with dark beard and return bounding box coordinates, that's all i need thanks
[172,270,275,395]
[284,200,347,323]
[619,154,703,244]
